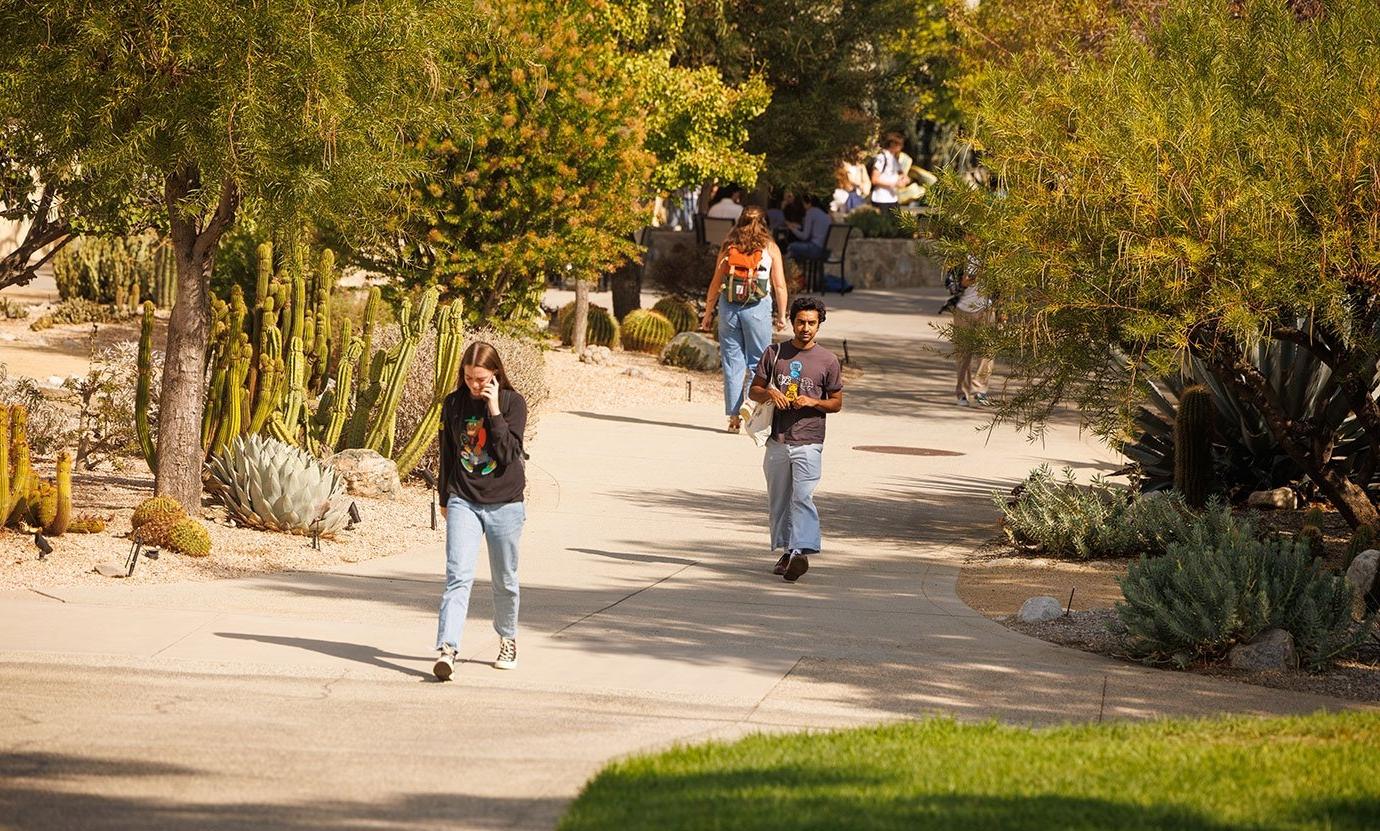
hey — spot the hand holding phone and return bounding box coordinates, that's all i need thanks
[483,377,501,414]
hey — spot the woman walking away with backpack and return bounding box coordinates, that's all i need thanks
[700,205,789,433]
[433,342,528,681]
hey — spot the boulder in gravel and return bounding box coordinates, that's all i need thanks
[1017,595,1065,623]
[660,332,719,372]
[622,367,652,380]
[1345,549,1380,620]
[1228,627,1297,671]
[324,449,402,500]
[579,346,614,366]
[1246,487,1296,510]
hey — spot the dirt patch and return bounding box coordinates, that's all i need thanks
[956,542,1128,619]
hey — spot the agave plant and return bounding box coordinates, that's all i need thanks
[1120,331,1380,500]
[206,434,352,535]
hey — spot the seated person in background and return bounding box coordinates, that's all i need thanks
[831,163,868,215]
[706,184,745,221]
[786,194,831,263]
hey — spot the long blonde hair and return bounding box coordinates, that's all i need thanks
[722,205,772,254]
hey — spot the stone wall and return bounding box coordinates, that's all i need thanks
[843,238,946,289]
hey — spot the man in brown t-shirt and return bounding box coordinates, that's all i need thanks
[749,297,844,582]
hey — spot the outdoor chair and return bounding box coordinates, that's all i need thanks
[798,224,855,294]
[697,215,736,251]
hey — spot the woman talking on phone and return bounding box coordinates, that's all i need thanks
[433,342,529,681]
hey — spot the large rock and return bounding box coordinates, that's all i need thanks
[661,332,720,372]
[579,346,614,366]
[1017,595,1064,623]
[1246,487,1296,510]
[324,449,402,499]
[1345,549,1380,620]
[1228,627,1297,671]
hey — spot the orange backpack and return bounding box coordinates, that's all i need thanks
[723,246,768,304]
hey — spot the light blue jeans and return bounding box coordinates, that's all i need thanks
[718,295,774,416]
[436,496,525,651]
[764,440,824,553]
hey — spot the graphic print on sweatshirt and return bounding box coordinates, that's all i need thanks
[461,416,497,475]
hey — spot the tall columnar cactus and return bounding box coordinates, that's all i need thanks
[45,451,72,536]
[6,406,33,528]
[363,286,439,453]
[1173,385,1215,510]
[621,309,676,354]
[394,299,466,477]
[136,302,157,473]
[322,338,364,450]
[152,242,177,308]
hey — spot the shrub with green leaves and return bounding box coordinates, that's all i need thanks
[1118,533,1374,670]
[998,465,1249,560]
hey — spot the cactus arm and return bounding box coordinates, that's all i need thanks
[46,451,72,536]
[0,407,9,522]
[393,300,464,476]
[322,339,364,450]
[136,301,157,473]
[279,336,307,445]
[364,287,439,451]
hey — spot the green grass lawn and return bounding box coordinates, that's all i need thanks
[558,713,1380,831]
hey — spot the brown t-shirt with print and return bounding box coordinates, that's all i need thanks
[753,341,843,445]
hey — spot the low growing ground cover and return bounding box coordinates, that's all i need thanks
[560,713,1380,831]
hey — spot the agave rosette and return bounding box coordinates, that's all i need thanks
[206,435,351,535]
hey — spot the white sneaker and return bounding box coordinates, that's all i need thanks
[495,638,518,670]
[433,645,456,681]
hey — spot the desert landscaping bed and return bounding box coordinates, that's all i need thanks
[958,508,1380,703]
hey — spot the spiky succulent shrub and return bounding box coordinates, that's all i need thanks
[132,495,185,530]
[999,465,1251,560]
[557,303,620,349]
[131,516,179,546]
[206,434,351,535]
[1117,532,1374,670]
[620,310,675,354]
[166,518,211,557]
[652,297,698,334]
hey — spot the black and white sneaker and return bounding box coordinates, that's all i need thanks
[772,551,791,575]
[433,645,457,681]
[783,551,809,582]
[495,638,518,670]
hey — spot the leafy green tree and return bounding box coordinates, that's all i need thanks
[936,0,1380,526]
[2,0,483,508]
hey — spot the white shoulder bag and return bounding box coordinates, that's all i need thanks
[739,344,780,448]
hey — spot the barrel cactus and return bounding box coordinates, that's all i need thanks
[652,297,698,334]
[167,518,212,557]
[132,495,186,530]
[621,310,676,354]
[558,302,620,349]
[206,434,351,535]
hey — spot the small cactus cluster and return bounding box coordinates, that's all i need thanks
[1346,523,1377,569]
[1298,506,1326,558]
[51,233,176,311]
[136,241,464,478]
[0,406,76,535]
[129,496,212,557]
[557,302,620,349]
[1172,385,1215,510]
[620,309,676,354]
[652,297,698,334]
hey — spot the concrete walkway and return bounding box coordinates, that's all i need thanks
[0,289,1364,830]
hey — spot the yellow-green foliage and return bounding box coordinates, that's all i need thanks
[621,309,676,354]
[558,303,620,349]
[66,514,107,534]
[131,495,186,530]
[651,297,698,334]
[166,519,211,558]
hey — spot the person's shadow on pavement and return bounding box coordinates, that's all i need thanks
[215,633,437,680]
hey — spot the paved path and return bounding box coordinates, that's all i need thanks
[0,289,1365,830]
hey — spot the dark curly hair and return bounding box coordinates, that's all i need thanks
[789,296,827,323]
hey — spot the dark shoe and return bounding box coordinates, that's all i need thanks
[772,551,791,575]
[783,551,810,582]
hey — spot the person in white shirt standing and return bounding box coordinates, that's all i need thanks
[869,133,906,210]
[706,184,745,221]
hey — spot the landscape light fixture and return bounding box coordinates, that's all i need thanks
[33,532,53,561]
[346,501,362,531]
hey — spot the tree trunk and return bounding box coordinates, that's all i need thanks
[155,170,239,511]
[610,258,642,321]
[572,277,589,354]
